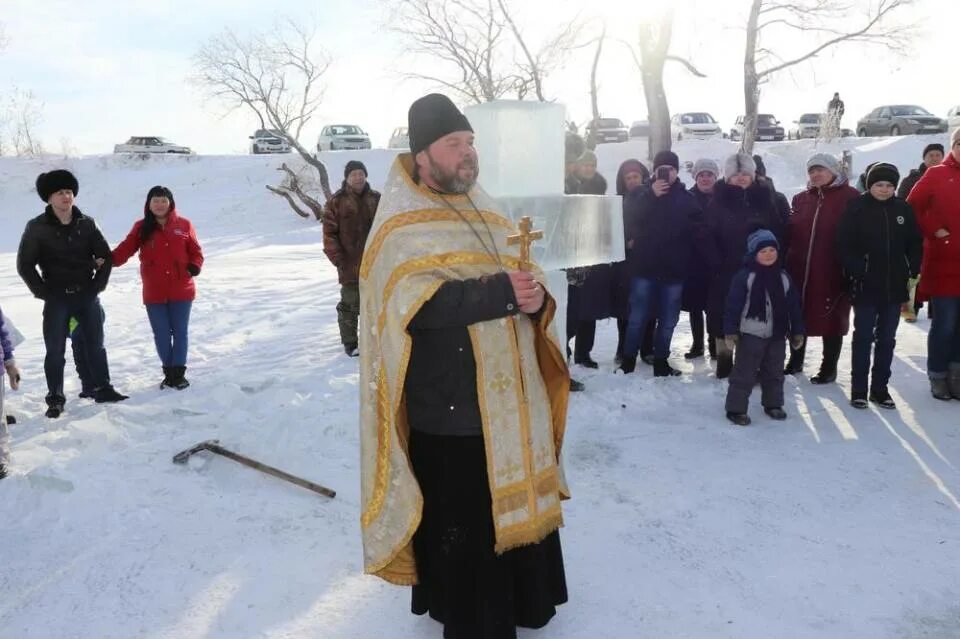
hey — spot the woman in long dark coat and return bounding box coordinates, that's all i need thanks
[704,153,786,379]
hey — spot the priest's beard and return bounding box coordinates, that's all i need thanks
[427,153,479,194]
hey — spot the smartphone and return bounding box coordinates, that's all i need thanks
[656,166,671,182]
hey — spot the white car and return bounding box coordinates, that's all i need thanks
[948,105,960,134]
[114,136,192,154]
[670,112,722,141]
[249,129,291,154]
[388,127,409,149]
[317,124,372,151]
[790,113,822,140]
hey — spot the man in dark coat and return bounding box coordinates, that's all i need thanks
[703,153,786,379]
[784,153,860,383]
[564,150,612,370]
[614,159,650,364]
[836,163,922,408]
[684,158,718,360]
[897,143,944,199]
[17,170,127,418]
[619,150,702,376]
[322,160,381,356]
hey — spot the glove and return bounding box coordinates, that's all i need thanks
[791,335,805,350]
[5,361,20,391]
[724,335,739,351]
[186,264,201,277]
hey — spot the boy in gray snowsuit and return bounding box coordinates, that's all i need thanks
[0,307,23,478]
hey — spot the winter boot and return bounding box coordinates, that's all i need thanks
[5,414,15,425]
[345,344,359,357]
[653,358,681,377]
[930,378,953,401]
[160,366,173,389]
[45,394,65,419]
[617,356,637,375]
[850,391,868,409]
[764,407,787,420]
[726,411,751,426]
[949,368,960,400]
[684,345,704,360]
[574,356,599,369]
[94,385,129,403]
[869,388,896,410]
[811,337,841,384]
[78,388,96,399]
[784,341,806,375]
[170,366,191,390]
[570,378,585,392]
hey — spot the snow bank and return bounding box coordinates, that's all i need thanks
[0,142,957,638]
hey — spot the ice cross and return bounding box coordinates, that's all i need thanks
[506,216,543,271]
[465,100,624,342]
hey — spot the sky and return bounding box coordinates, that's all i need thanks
[0,0,954,155]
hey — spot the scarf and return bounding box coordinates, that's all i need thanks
[747,262,788,337]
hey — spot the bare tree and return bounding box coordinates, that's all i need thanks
[623,9,706,159]
[740,0,915,153]
[586,25,606,150]
[389,0,584,104]
[192,19,334,217]
[2,88,44,156]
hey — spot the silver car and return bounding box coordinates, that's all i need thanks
[856,105,948,137]
[388,127,409,150]
[317,124,372,151]
[249,129,291,154]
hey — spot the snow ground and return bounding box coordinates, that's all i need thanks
[0,138,958,639]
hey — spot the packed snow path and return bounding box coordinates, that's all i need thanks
[1,140,957,638]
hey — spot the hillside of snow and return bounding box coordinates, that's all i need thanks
[0,137,958,638]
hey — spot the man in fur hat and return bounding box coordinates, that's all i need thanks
[358,94,570,638]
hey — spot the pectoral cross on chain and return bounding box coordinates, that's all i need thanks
[506,216,543,271]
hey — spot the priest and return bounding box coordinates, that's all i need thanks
[358,93,571,639]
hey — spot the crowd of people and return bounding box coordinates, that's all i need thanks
[565,131,960,424]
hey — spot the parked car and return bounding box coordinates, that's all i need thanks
[789,113,822,139]
[586,118,629,144]
[629,120,650,139]
[948,105,960,133]
[670,112,722,141]
[317,125,372,151]
[729,114,785,142]
[388,127,409,149]
[113,136,192,154]
[249,129,291,154]
[856,105,948,137]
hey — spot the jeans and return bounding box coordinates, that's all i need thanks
[851,302,901,394]
[927,297,960,379]
[623,278,683,360]
[43,294,110,402]
[146,301,193,367]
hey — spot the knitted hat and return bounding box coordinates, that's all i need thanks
[922,143,944,159]
[344,160,368,178]
[692,158,720,179]
[724,153,757,179]
[36,169,79,202]
[747,228,779,257]
[806,152,840,176]
[407,93,473,156]
[577,150,598,166]
[866,162,900,189]
[652,150,680,171]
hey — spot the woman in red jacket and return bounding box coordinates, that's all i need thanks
[113,186,204,390]
[907,129,960,400]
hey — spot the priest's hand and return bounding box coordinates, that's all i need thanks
[509,271,544,314]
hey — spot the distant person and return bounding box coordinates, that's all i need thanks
[703,153,785,379]
[614,158,650,365]
[784,153,859,384]
[836,163,922,409]
[723,229,804,426]
[322,161,380,357]
[565,151,613,369]
[907,128,960,400]
[0,306,22,479]
[897,144,943,323]
[17,170,127,418]
[620,150,701,376]
[684,158,719,360]
[828,92,845,121]
[113,185,204,390]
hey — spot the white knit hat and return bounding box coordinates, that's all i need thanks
[806,152,840,176]
[692,158,720,178]
[724,153,756,179]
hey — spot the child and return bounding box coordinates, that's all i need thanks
[836,163,922,409]
[0,306,23,479]
[723,229,805,426]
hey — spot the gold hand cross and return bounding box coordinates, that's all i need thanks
[506,216,543,271]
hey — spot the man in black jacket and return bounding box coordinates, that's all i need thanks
[17,170,127,418]
[897,143,944,200]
